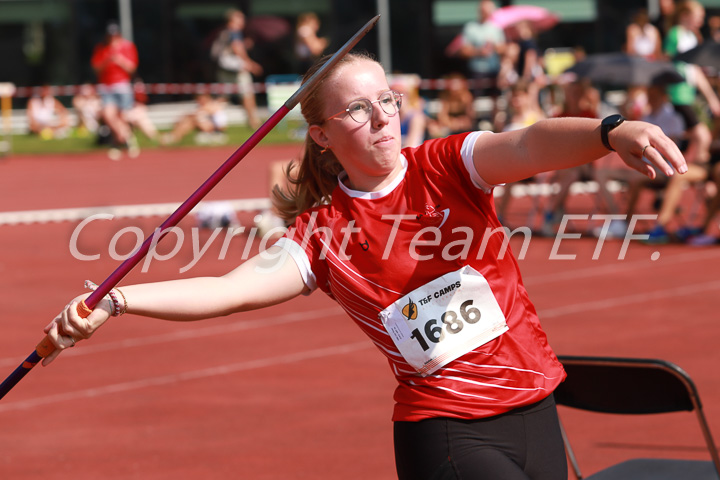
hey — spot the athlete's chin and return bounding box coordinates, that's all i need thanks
[371,139,400,158]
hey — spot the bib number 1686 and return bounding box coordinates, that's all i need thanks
[409,300,481,351]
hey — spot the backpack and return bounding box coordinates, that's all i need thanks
[211,29,244,72]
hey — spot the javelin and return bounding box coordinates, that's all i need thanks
[0,15,380,401]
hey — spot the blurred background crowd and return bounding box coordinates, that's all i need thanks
[1,0,720,245]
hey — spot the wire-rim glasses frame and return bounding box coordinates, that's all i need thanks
[324,90,403,124]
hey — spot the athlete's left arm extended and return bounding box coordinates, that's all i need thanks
[472,117,686,185]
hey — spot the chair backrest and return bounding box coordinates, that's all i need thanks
[554,356,699,414]
[555,355,720,477]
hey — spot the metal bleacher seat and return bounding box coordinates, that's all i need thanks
[555,355,720,480]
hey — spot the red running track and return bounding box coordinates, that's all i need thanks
[0,146,718,479]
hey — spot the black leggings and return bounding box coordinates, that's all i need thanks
[393,395,567,480]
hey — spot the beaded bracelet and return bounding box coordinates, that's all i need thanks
[115,287,129,316]
[84,280,126,317]
[107,289,122,316]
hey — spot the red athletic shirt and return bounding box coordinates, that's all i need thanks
[276,131,566,421]
[90,39,138,86]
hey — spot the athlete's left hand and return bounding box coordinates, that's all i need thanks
[608,120,687,180]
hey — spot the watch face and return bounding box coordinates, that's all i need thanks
[603,114,624,127]
[601,115,624,151]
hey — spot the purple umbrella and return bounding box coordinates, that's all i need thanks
[488,5,559,39]
[246,15,292,43]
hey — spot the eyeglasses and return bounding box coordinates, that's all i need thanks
[325,90,403,124]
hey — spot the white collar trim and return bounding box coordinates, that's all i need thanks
[337,154,408,200]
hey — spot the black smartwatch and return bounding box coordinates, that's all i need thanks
[600,114,625,151]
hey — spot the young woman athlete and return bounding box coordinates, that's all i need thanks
[45,52,686,479]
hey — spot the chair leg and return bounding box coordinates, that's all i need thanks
[559,418,584,480]
[694,408,720,477]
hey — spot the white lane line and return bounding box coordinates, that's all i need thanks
[4,259,714,368]
[0,341,371,412]
[523,249,720,286]
[2,281,716,411]
[0,306,345,368]
[538,279,720,319]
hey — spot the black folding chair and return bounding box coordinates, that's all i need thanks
[554,355,720,480]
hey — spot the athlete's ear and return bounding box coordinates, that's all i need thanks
[308,124,329,149]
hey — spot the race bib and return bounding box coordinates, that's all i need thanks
[379,266,508,376]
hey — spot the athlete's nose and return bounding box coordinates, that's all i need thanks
[371,102,390,129]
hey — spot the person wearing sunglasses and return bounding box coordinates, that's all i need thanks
[47,52,686,479]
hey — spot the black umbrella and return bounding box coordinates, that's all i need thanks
[674,41,720,70]
[564,53,684,87]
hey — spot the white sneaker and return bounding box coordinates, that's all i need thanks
[108,148,122,161]
[593,219,627,239]
[254,210,287,238]
[607,219,628,238]
[127,135,140,158]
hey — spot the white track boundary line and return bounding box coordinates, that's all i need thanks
[0,341,370,412]
[0,306,344,368]
[0,198,272,225]
[0,180,623,226]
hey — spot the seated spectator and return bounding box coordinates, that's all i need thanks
[625,8,663,60]
[709,15,720,42]
[540,80,606,235]
[161,93,228,145]
[389,74,427,148]
[587,87,657,238]
[71,84,102,137]
[643,90,720,245]
[497,80,546,132]
[427,73,476,138]
[669,63,720,166]
[687,117,720,244]
[494,80,547,226]
[26,85,70,139]
[124,78,158,143]
[627,84,709,243]
[664,2,720,167]
[642,85,686,143]
[686,162,720,245]
[622,85,650,122]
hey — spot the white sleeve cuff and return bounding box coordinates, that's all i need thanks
[461,131,497,194]
[274,237,318,293]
